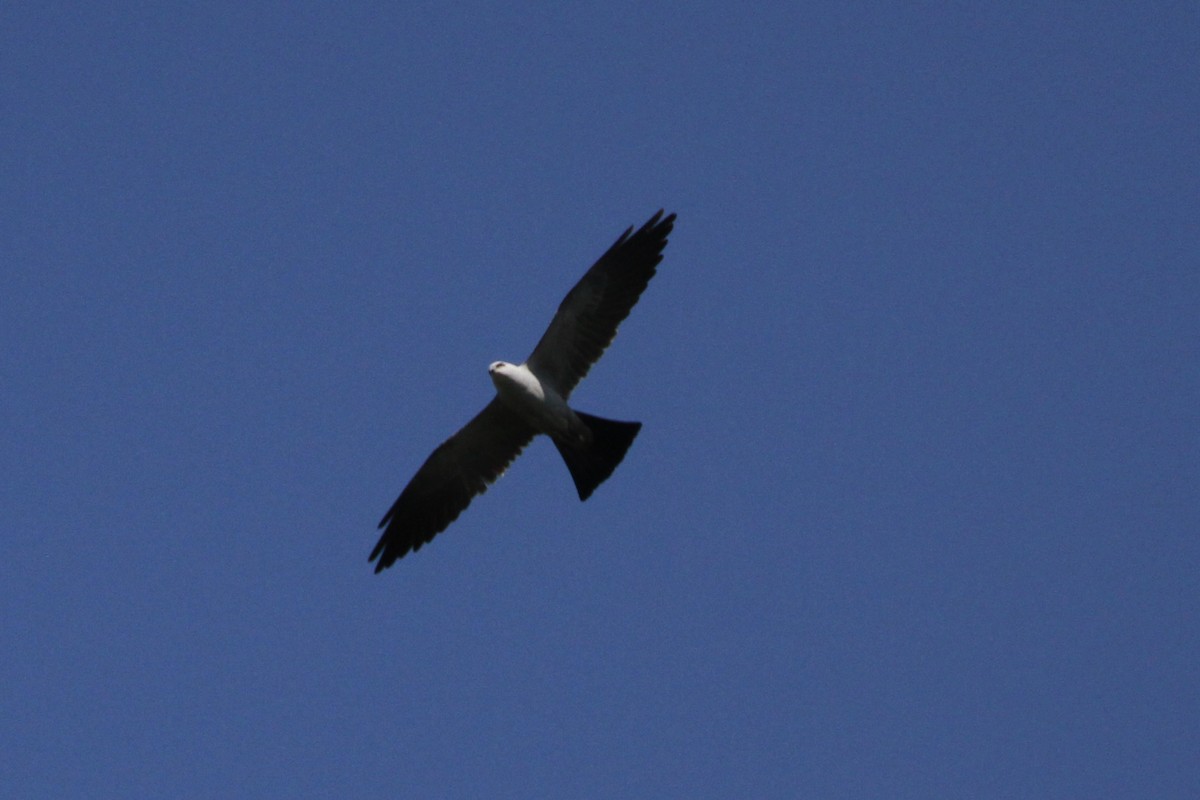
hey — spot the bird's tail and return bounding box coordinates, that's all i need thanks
[553,411,642,501]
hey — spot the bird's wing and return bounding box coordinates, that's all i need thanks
[370,397,536,570]
[526,210,675,398]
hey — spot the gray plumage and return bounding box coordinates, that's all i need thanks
[370,210,675,571]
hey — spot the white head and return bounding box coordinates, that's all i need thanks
[488,361,517,393]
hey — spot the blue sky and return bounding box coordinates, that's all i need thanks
[3,3,1197,797]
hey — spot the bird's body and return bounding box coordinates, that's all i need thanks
[370,210,675,571]
[488,361,583,442]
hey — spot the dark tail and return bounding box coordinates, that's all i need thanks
[553,411,642,501]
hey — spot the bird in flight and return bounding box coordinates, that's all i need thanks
[369,210,677,571]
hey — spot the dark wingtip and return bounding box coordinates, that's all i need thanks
[369,515,400,573]
[642,209,675,238]
[369,539,390,573]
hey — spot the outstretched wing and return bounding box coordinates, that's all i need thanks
[370,398,536,571]
[527,210,675,398]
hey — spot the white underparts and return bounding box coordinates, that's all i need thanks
[489,361,585,440]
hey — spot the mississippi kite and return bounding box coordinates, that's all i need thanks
[369,210,676,571]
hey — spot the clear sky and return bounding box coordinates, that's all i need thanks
[3,3,1197,797]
